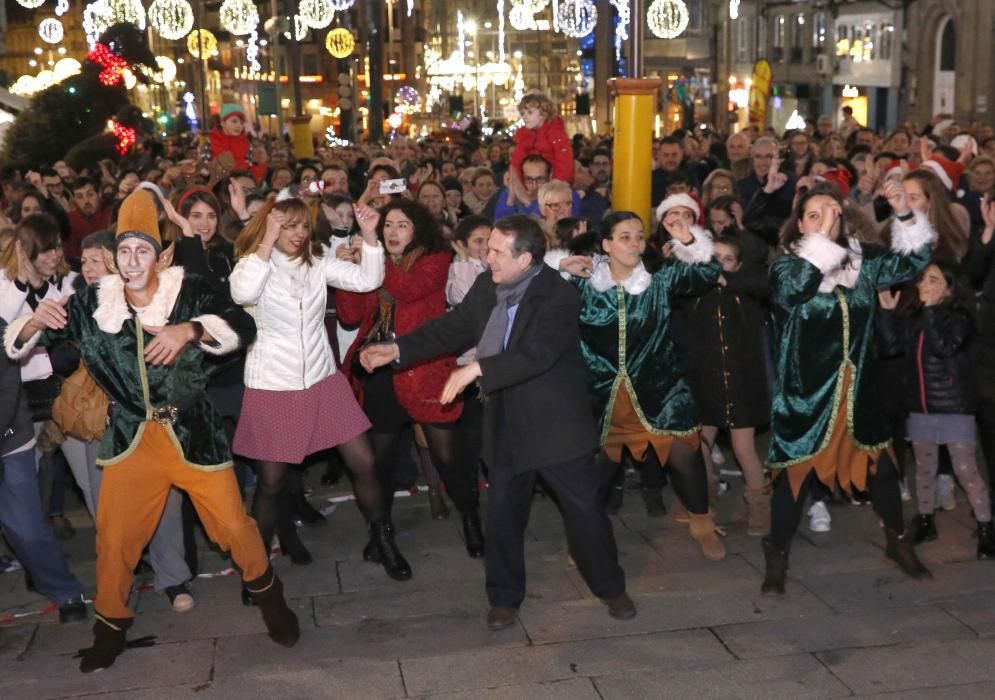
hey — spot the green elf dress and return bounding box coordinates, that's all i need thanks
[767,212,935,497]
[576,228,720,463]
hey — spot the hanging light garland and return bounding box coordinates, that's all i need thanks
[728,0,740,19]
[148,0,194,41]
[497,0,506,62]
[149,55,178,84]
[299,0,335,29]
[15,0,46,8]
[83,1,114,49]
[110,119,137,155]
[56,0,71,15]
[557,0,596,38]
[329,0,356,9]
[186,29,219,59]
[39,18,65,44]
[610,0,629,61]
[325,28,356,59]
[647,0,689,39]
[106,0,147,30]
[219,0,259,36]
[508,4,537,31]
[88,43,131,86]
[246,28,261,72]
[293,15,308,41]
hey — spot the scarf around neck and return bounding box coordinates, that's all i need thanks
[476,263,543,359]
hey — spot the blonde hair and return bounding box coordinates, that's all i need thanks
[234,198,321,264]
[518,93,557,120]
[537,180,572,211]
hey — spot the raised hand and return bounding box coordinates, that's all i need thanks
[877,289,900,310]
[353,204,381,244]
[883,179,911,217]
[158,192,194,238]
[228,180,249,221]
[15,240,44,288]
[559,255,594,277]
[763,157,788,194]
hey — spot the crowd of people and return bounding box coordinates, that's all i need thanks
[1,95,994,670]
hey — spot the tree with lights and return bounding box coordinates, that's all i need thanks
[0,23,157,168]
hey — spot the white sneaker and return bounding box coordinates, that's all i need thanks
[710,444,726,466]
[808,500,832,533]
[935,474,956,512]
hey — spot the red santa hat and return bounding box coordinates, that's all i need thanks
[814,168,853,198]
[883,160,906,180]
[655,192,701,222]
[920,156,965,195]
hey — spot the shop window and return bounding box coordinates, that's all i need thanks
[772,15,785,62]
[756,16,768,59]
[302,52,319,76]
[812,12,827,50]
[735,17,752,62]
[790,13,805,63]
[939,20,955,70]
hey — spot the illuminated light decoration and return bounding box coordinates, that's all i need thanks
[325,124,350,148]
[785,110,806,130]
[15,0,46,8]
[387,113,403,130]
[457,11,466,65]
[329,0,356,9]
[508,4,538,31]
[646,0,689,39]
[407,0,413,17]
[246,28,261,72]
[83,1,114,49]
[557,0,596,38]
[497,0,506,62]
[394,86,420,114]
[122,68,137,90]
[293,15,309,41]
[842,84,859,99]
[36,70,58,89]
[728,0,740,20]
[149,55,177,83]
[39,18,65,44]
[88,43,130,86]
[610,0,630,61]
[551,0,560,32]
[110,119,137,155]
[299,0,334,29]
[148,0,194,40]
[53,57,83,81]
[10,75,41,97]
[183,91,198,128]
[219,0,259,36]
[186,29,219,59]
[106,0,147,29]
[56,0,71,15]
[325,28,356,59]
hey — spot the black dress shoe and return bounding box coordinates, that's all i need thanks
[462,512,485,559]
[486,607,517,630]
[605,593,636,620]
[58,595,88,625]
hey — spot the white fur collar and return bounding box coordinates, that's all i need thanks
[93,266,186,333]
[820,237,863,293]
[589,256,653,295]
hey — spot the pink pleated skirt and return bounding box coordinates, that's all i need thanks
[233,371,371,463]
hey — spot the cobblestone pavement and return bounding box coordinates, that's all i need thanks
[2,469,995,699]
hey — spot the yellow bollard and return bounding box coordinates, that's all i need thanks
[610,78,662,233]
[289,115,315,159]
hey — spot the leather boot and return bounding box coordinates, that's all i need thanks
[365,520,413,581]
[79,615,133,673]
[641,488,666,516]
[977,520,995,560]
[277,520,313,566]
[911,514,937,544]
[744,486,771,537]
[761,537,789,595]
[291,489,327,527]
[244,566,300,647]
[884,527,932,579]
[688,512,726,560]
[428,485,450,520]
[462,511,485,558]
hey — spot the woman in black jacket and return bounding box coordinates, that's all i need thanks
[878,259,994,557]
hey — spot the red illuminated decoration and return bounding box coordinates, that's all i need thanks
[111,120,137,154]
[88,43,130,87]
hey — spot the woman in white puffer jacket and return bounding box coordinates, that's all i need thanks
[229,196,411,580]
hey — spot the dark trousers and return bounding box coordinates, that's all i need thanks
[485,451,626,608]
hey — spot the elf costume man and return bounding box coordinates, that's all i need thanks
[4,190,299,672]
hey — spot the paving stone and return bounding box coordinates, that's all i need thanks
[712,606,975,658]
[0,638,214,700]
[337,546,486,594]
[0,625,34,664]
[939,592,995,636]
[400,628,730,696]
[623,555,764,595]
[420,677,601,700]
[854,681,995,698]
[738,537,898,578]
[818,638,995,694]
[592,653,851,699]
[518,585,831,645]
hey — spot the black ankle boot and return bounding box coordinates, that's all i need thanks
[462,511,485,558]
[278,522,313,566]
[366,520,412,581]
[977,521,995,560]
[911,514,937,544]
[642,488,666,516]
[761,537,789,595]
[884,527,932,579]
[79,615,133,673]
[244,567,300,647]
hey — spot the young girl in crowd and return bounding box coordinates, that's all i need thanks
[762,182,936,595]
[878,261,995,558]
[683,236,771,535]
[569,202,726,559]
[511,93,573,185]
[338,199,484,565]
[230,197,412,581]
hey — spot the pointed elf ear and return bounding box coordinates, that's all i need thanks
[155,243,175,272]
[102,248,118,275]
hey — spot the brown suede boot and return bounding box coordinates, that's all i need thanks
[689,512,727,560]
[245,566,300,647]
[744,486,771,537]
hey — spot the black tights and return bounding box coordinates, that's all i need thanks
[769,452,905,550]
[252,434,386,547]
[598,440,709,514]
[369,423,477,516]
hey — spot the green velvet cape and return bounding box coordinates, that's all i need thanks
[576,258,720,444]
[767,242,930,469]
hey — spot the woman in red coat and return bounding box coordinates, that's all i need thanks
[338,199,484,564]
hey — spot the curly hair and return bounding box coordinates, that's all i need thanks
[375,198,448,256]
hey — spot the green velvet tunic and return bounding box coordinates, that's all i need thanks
[30,274,248,470]
[767,242,930,469]
[576,259,721,444]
